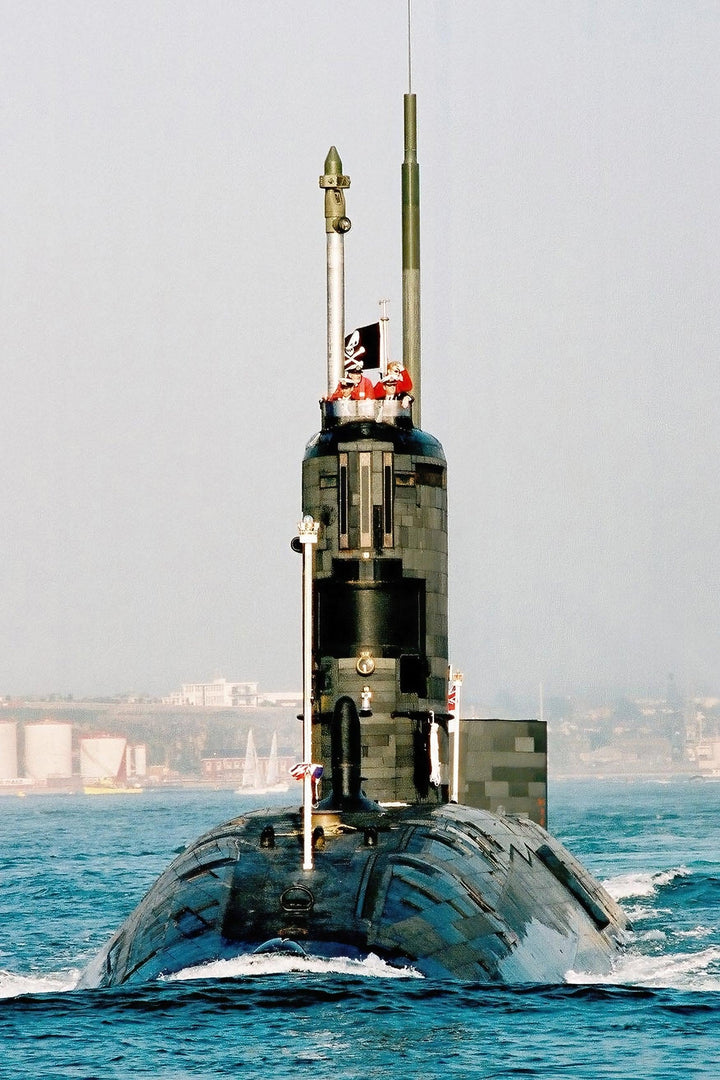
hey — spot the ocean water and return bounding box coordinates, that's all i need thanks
[1,780,718,1079]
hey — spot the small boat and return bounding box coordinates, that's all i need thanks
[84,782,143,796]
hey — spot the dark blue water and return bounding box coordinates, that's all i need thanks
[1,781,718,1079]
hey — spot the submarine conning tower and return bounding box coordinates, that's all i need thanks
[304,97,449,806]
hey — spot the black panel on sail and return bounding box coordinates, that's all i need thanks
[316,579,425,657]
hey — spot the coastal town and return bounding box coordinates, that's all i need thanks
[1,676,719,794]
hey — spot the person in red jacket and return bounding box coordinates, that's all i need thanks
[328,357,376,401]
[375,361,413,404]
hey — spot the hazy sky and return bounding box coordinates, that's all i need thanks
[2,1,718,705]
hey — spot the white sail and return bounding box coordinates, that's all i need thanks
[266,731,288,791]
[241,730,259,789]
[266,732,279,787]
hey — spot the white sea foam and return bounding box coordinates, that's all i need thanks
[602,865,690,900]
[0,969,79,1000]
[622,903,661,922]
[676,925,714,940]
[164,951,423,983]
[633,929,667,942]
[567,945,720,992]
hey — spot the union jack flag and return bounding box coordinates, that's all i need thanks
[447,684,457,713]
[447,680,461,735]
[290,761,324,802]
[289,762,323,781]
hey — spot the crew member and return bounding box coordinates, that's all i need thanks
[374,360,413,404]
[328,357,376,401]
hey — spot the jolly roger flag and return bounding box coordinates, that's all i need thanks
[344,323,381,369]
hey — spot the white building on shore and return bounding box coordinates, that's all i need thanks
[163,679,259,708]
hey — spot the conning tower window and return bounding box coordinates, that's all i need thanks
[359,452,372,548]
[339,452,349,549]
[383,452,394,547]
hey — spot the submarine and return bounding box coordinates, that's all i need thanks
[78,91,627,989]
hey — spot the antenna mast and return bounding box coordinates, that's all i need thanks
[402,0,421,426]
[407,0,413,93]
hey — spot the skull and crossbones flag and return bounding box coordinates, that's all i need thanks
[344,323,381,370]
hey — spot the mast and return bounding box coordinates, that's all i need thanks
[320,147,351,397]
[402,89,421,426]
[297,514,319,870]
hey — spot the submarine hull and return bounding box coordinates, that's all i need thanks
[77,801,627,988]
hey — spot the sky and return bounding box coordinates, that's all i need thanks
[2,1,718,706]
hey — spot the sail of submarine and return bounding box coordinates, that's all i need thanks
[77,93,628,989]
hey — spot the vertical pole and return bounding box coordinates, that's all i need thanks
[379,298,390,374]
[298,516,319,870]
[320,148,351,397]
[402,92,421,427]
[326,231,345,395]
[448,668,463,803]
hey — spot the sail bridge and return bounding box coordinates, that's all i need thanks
[321,398,413,428]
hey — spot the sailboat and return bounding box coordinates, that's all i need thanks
[265,733,289,793]
[236,730,288,794]
[238,729,260,792]
[82,737,143,795]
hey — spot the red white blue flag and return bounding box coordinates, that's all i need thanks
[290,762,324,800]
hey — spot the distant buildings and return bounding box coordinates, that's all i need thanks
[162,679,302,709]
[545,692,720,778]
[163,678,259,707]
[3,684,719,786]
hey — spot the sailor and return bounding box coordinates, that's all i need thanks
[328,356,376,401]
[374,360,413,405]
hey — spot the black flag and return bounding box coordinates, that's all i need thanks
[344,323,381,370]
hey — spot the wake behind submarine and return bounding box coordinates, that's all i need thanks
[78,93,627,989]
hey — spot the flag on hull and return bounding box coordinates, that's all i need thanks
[290,761,324,801]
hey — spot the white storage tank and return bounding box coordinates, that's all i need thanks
[24,722,73,779]
[80,736,127,780]
[0,722,18,780]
